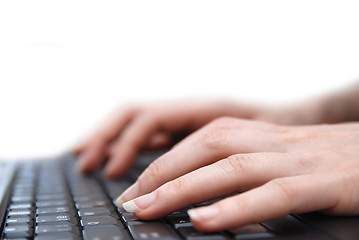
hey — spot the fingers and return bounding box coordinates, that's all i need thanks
[118,152,315,219]
[143,132,171,150]
[72,141,87,155]
[188,174,337,232]
[116,118,285,202]
[103,114,163,178]
[75,107,139,173]
[75,141,108,172]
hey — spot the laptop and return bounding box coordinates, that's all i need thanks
[1,150,359,240]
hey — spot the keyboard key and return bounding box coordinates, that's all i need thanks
[229,223,267,234]
[9,203,33,210]
[35,232,80,240]
[8,209,32,217]
[128,222,181,239]
[297,213,359,240]
[11,195,34,203]
[37,206,76,215]
[36,200,69,208]
[78,207,113,217]
[35,224,79,235]
[6,216,32,225]
[36,193,68,201]
[76,200,109,209]
[168,216,192,229]
[229,224,274,239]
[74,194,106,202]
[121,212,138,221]
[4,224,33,238]
[262,215,332,239]
[177,226,227,240]
[170,217,192,229]
[102,180,131,199]
[36,214,78,225]
[166,208,190,218]
[81,216,122,227]
[121,213,149,225]
[82,225,128,240]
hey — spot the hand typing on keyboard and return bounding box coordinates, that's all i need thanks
[73,84,359,232]
[73,99,274,178]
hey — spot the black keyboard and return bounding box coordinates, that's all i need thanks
[1,152,359,239]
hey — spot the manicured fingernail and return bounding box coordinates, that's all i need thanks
[122,191,156,213]
[114,182,139,208]
[188,206,219,221]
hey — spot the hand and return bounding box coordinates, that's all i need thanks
[116,117,359,232]
[73,100,263,178]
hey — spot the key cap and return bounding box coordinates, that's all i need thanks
[177,226,227,240]
[81,216,122,227]
[263,215,332,239]
[297,213,359,240]
[35,224,79,235]
[36,200,69,208]
[168,216,192,229]
[36,193,68,201]
[74,194,106,202]
[36,214,78,225]
[11,195,33,203]
[82,225,128,240]
[76,200,109,209]
[78,207,113,217]
[230,223,267,234]
[35,232,80,240]
[103,180,131,199]
[6,216,32,225]
[128,222,181,239]
[229,224,274,239]
[9,203,33,210]
[121,213,139,223]
[8,209,32,217]
[166,208,189,218]
[121,213,148,225]
[36,206,75,215]
[4,224,33,238]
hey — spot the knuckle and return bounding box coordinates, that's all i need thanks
[267,178,294,204]
[199,126,227,151]
[219,154,253,178]
[169,177,187,194]
[158,177,191,204]
[139,159,163,187]
[280,127,323,145]
[210,117,236,127]
[296,152,319,173]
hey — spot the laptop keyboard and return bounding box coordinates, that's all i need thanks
[0,152,336,239]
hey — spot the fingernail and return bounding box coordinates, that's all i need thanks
[188,206,219,221]
[122,191,156,213]
[114,182,139,208]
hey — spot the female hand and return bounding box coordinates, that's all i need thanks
[73,100,265,178]
[116,117,359,232]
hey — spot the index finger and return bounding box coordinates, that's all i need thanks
[116,118,285,202]
[76,107,139,172]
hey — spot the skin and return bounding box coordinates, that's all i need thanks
[74,83,359,232]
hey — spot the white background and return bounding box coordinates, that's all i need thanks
[0,0,359,160]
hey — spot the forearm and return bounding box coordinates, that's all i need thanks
[316,84,359,123]
[256,82,359,125]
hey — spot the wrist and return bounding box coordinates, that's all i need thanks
[255,100,325,125]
